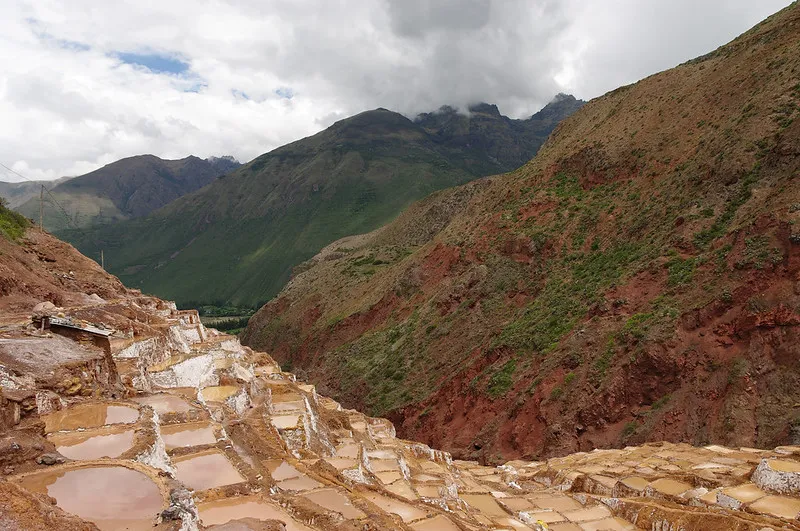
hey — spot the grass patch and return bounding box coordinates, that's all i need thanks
[622,421,639,437]
[666,256,696,286]
[487,360,517,398]
[497,243,645,355]
[550,372,576,401]
[622,312,655,340]
[593,337,616,383]
[0,200,29,241]
[736,235,782,269]
[651,394,671,410]
[694,164,760,248]
[552,172,584,200]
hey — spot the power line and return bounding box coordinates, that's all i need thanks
[42,191,81,231]
[1,162,105,270]
[0,162,36,183]
[0,162,80,231]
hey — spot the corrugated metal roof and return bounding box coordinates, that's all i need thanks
[48,316,114,337]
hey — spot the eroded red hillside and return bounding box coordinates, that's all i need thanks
[0,226,129,324]
[242,4,800,464]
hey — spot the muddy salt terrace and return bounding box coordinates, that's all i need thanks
[1,295,800,530]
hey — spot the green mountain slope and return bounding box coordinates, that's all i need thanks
[16,155,240,231]
[61,98,582,307]
[241,4,800,461]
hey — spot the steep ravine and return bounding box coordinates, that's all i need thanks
[242,3,800,463]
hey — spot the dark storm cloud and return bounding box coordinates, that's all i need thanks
[386,0,492,37]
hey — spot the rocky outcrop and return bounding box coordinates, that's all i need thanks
[752,458,800,495]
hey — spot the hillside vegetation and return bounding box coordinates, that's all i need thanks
[242,4,800,463]
[61,99,582,308]
[16,155,239,231]
[0,200,29,241]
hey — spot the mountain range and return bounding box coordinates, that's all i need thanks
[13,155,240,231]
[59,97,583,308]
[0,177,72,209]
[241,4,800,462]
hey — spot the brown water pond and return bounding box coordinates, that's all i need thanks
[47,427,136,460]
[410,514,461,531]
[43,403,139,433]
[277,475,323,492]
[271,414,301,430]
[16,465,164,531]
[173,450,245,491]
[302,488,365,520]
[132,393,195,415]
[362,492,428,523]
[197,495,314,530]
[161,421,217,450]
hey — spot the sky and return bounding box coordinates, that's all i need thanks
[0,0,792,182]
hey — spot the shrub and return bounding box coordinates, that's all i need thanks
[666,256,696,286]
[0,199,29,241]
[212,316,251,331]
[622,421,639,437]
[593,337,616,381]
[694,164,760,247]
[622,313,654,340]
[651,394,671,410]
[736,235,782,269]
[728,358,748,384]
[487,360,516,398]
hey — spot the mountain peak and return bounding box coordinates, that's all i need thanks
[206,155,239,164]
[530,93,585,122]
[206,155,242,174]
[551,92,577,104]
[467,102,501,116]
[328,108,415,137]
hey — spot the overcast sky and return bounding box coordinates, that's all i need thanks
[0,0,792,181]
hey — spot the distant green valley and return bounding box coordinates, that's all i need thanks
[59,98,582,307]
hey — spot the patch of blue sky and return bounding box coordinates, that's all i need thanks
[275,87,295,99]
[55,38,90,52]
[183,82,208,93]
[114,51,190,75]
[28,18,90,52]
[232,89,251,100]
[232,89,296,103]
[111,50,206,92]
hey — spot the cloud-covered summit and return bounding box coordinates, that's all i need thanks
[0,0,791,180]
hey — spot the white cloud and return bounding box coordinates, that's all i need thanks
[0,0,792,181]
